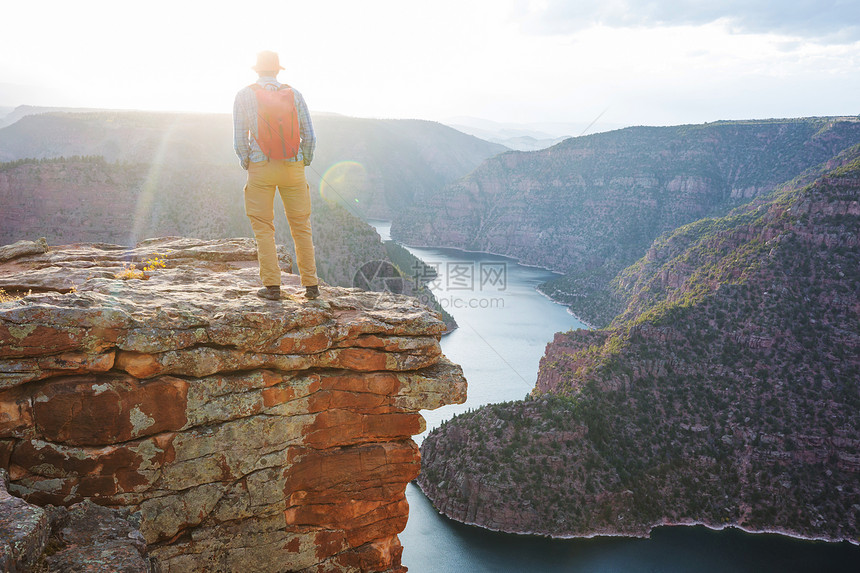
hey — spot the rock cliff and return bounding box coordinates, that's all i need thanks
[418,146,859,543]
[0,157,389,291]
[1,467,158,572]
[0,237,466,572]
[392,117,860,326]
[0,109,490,328]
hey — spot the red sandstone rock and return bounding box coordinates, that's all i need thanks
[0,238,467,572]
[0,465,157,572]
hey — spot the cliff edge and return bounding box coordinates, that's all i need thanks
[0,237,466,572]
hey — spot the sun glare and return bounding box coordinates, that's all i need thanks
[1,1,858,125]
[319,161,369,208]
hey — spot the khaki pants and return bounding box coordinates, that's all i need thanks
[244,160,319,287]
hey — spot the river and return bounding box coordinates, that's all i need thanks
[369,222,860,573]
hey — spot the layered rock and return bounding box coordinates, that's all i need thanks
[1,468,157,573]
[0,237,466,572]
[1,467,49,571]
[418,146,860,543]
[392,117,860,326]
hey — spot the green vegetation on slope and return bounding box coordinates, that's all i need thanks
[393,117,860,327]
[418,144,860,543]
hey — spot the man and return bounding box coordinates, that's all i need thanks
[233,50,320,301]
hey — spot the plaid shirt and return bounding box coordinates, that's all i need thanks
[232,76,315,169]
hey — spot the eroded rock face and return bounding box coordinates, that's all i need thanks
[1,467,157,572]
[0,237,467,573]
[0,467,49,572]
[392,118,860,327]
[417,147,860,545]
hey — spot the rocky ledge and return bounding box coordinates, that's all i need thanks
[0,237,467,572]
[1,467,158,572]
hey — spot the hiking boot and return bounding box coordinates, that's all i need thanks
[305,285,320,300]
[257,286,281,301]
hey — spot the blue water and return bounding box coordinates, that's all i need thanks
[403,482,860,573]
[404,244,584,439]
[369,222,860,573]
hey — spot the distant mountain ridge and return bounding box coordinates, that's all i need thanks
[0,156,386,291]
[442,116,622,151]
[418,143,860,543]
[443,120,570,152]
[0,107,507,221]
[0,108,503,327]
[393,116,860,326]
[0,105,95,128]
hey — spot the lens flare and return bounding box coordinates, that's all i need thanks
[129,118,179,247]
[318,160,368,207]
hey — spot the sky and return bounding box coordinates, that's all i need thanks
[1,0,858,133]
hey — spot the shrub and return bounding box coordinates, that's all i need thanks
[114,254,166,280]
[0,288,29,302]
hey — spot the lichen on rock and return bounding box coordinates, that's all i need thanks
[0,237,467,573]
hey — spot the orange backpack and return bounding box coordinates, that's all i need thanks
[251,84,300,160]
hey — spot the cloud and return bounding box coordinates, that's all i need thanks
[520,0,860,43]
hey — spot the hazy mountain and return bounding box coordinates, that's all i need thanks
[0,108,502,329]
[418,143,860,543]
[0,110,237,164]
[442,116,620,151]
[0,104,108,129]
[443,118,568,151]
[0,156,383,288]
[0,107,507,220]
[311,115,508,218]
[393,116,860,326]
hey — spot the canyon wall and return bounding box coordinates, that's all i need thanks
[418,146,860,543]
[0,109,502,326]
[0,109,506,222]
[0,237,466,572]
[392,117,860,326]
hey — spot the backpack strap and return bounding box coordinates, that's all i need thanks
[249,82,292,91]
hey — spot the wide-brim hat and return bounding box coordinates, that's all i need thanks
[252,50,285,72]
